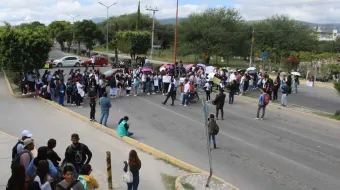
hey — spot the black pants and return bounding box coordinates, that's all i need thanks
[21,83,27,94]
[256,105,266,118]
[273,89,278,100]
[75,93,81,106]
[89,102,96,120]
[163,92,175,105]
[99,87,105,98]
[163,83,170,94]
[206,91,211,101]
[229,91,235,104]
[216,107,224,119]
[92,63,95,70]
[67,94,71,104]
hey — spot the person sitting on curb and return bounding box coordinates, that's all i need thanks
[117,116,134,137]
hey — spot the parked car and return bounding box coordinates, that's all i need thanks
[82,56,108,67]
[103,68,122,80]
[52,56,81,67]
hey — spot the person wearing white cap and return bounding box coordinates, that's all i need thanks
[13,130,33,159]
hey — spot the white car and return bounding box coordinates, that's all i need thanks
[53,56,81,67]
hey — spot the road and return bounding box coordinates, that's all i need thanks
[0,73,185,190]
[47,50,340,189]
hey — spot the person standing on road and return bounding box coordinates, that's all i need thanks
[281,81,289,107]
[88,86,97,122]
[273,75,281,101]
[76,81,84,108]
[204,81,211,102]
[255,89,269,120]
[213,89,226,120]
[162,78,176,106]
[20,72,28,95]
[65,134,92,173]
[208,114,219,149]
[91,56,95,70]
[49,77,56,102]
[181,79,190,106]
[109,75,117,98]
[293,75,299,93]
[123,150,141,190]
[228,80,237,104]
[56,79,66,106]
[99,92,111,127]
[98,75,106,98]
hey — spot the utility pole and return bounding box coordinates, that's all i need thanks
[249,26,255,67]
[146,6,159,59]
[67,14,79,52]
[99,1,117,61]
[174,0,179,77]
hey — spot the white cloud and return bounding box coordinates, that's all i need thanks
[0,0,339,25]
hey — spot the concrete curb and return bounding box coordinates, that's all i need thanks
[3,71,33,99]
[36,97,239,190]
[175,173,238,190]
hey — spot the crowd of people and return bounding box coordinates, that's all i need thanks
[7,129,141,190]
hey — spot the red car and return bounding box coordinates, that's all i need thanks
[81,56,108,67]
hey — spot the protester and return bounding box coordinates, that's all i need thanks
[126,75,132,96]
[78,164,99,190]
[56,79,66,106]
[76,81,85,108]
[57,165,84,190]
[213,89,226,120]
[66,80,74,105]
[47,139,61,168]
[91,56,95,70]
[20,72,28,95]
[27,146,58,179]
[133,74,140,96]
[49,78,56,101]
[293,75,299,93]
[88,86,97,122]
[6,164,25,190]
[117,116,134,137]
[273,75,281,101]
[281,81,289,107]
[13,130,33,159]
[255,89,269,120]
[33,160,53,190]
[162,78,176,106]
[181,79,190,106]
[108,75,117,98]
[65,134,92,173]
[204,81,211,102]
[208,114,219,149]
[123,150,141,190]
[99,92,111,126]
[228,80,237,104]
[98,75,106,98]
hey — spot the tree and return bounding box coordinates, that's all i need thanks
[178,8,244,65]
[136,1,141,30]
[74,20,104,55]
[48,21,73,51]
[0,24,52,72]
[116,30,150,60]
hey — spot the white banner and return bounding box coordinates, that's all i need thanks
[163,76,171,83]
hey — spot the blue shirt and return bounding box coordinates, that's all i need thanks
[99,97,111,112]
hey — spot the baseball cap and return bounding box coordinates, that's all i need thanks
[21,130,33,138]
[23,138,34,147]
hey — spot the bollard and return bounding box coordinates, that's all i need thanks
[106,151,113,189]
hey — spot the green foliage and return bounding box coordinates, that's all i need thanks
[136,1,141,30]
[0,24,52,72]
[48,21,72,51]
[74,20,103,52]
[334,81,340,96]
[116,30,150,57]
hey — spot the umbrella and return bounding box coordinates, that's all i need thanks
[206,66,215,74]
[159,67,167,71]
[161,64,174,69]
[141,67,153,72]
[280,72,287,76]
[185,64,194,70]
[248,70,257,74]
[291,71,301,76]
[246,67,256,71]
[197,63,206,69]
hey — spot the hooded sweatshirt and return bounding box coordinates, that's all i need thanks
[82,175,99,190]
[56,180,84,190]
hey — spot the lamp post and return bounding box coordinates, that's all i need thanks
[174,0,179,77]
[67,14,79,23]
[67,14,79,52]
[98,1,117,61]
[146,6,159,59]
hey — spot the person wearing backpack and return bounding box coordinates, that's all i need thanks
[13,130,33,160]
[255,89,269,120]
[78,164,99,190]
[208,114,219,149]
[57,165,84,190]
[65,134,92,173]
[123,150,141,190]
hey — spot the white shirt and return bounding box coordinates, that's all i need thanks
[204,82,211,91]
[34,176,52,190]
[184,83,190,93]
[229,73,236,81]
[95,74,99,84]
[173,78,177,87]
[142,74,146,82]
[145,59,150,64]
[91,57,95,64]
[240,76,246,84]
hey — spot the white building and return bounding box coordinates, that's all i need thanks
[314,26,338,41]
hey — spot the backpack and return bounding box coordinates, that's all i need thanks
[263,94,270,105]
[57,180,80,190]
[213,124,220,135]
[11,149,32,169]
[12,140,24,160]
[78,175,89,190]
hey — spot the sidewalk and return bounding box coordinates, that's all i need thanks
[0,73,186,190]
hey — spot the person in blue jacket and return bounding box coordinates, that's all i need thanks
[26,146,57,179]
[117,116,134,137]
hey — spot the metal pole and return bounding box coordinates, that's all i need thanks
[106,7,109,60]
[202,98,212,187]
[151,10,155,59]
[174,0,179,77]
[106,151,113,189]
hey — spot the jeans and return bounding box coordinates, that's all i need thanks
[229,91,234,104]
[58,94,64,105]
[127,178,139,190]
[99,111,109,126]
[239,84,244,94]
[50,88,55,101]
[182,93,189,105]
[293,82,298,93]
[281,94,287,106]
[90,103,96,120]
[209,134,216,145]
[256,105,266,118]
[127,132,134,137]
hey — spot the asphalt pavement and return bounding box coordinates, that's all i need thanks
[46,50,340,189]
[0,73,186,190]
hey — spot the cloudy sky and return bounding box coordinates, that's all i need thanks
[0,0,339,25]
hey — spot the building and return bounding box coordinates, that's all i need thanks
[314,26,338,41]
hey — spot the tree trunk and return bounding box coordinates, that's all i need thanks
[77,42,81,55]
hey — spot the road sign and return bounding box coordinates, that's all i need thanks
[262,52,268,61]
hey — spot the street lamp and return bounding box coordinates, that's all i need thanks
[146,6,159,59]
[67,14,79,23]
[98,1,117,61]
[67,14,79,51]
